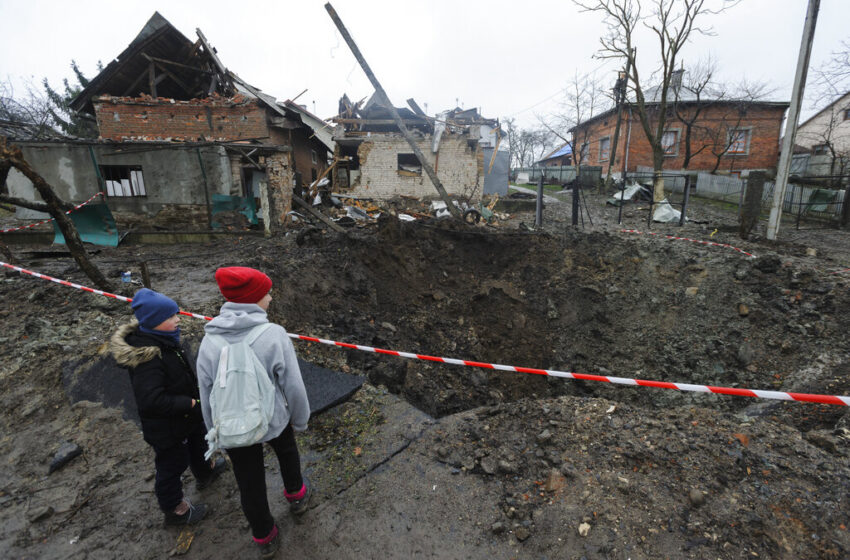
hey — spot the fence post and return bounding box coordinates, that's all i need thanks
[739,171,765,239]
[535,176,543,228]
[679,175,691,226]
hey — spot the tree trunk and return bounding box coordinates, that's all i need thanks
[1,139,113,291]
[652,149,665,204]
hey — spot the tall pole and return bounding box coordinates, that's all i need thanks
[325,3,463,220]
[766,0,820,240]
[605,50,633,191]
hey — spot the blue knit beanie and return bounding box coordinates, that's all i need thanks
[131,288,179,329]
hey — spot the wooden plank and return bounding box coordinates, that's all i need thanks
[291,194,347,233]
[331,118,428,125]
[148,63,157,98]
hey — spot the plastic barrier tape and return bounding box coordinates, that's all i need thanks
[620,229,756,258]
[1,192,106,233]
[3,260,848,407]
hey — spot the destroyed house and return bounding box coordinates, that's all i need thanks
[331,94,508,200]
[41,11,334,230]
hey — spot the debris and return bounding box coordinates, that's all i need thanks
[689,489,706,507]
[578,522,591,537]
[653,198,683,223]
[28,506,54,523]
[607,183,649,206]
[49,442,83,474]
[543,469,566,492]
[171,528,194,556]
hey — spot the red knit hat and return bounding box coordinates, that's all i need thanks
[215,267,272,304]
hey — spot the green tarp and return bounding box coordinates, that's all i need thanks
[806,189,837,213]
[211,194,258,228]
[52,204,119,247]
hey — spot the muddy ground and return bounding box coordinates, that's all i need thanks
[1,190,850,559]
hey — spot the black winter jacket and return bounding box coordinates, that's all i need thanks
[109,320,205,448]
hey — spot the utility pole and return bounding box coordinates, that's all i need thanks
[325,3,463,220]
[766,0,820,240]
[604,50,633,191]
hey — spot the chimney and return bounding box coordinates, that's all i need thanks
[671,69,684,91]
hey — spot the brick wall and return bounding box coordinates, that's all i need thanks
[343,134,480,200]
[574,103,787,174]
[265,152,294,231]
[94,95,270,142]
[289,127,329,188]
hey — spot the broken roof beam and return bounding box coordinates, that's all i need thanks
[324,3,463,220]
[407,98,426,116]
[141,54,195,96]
[331,118,429,126]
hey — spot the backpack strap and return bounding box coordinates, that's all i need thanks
[244,323,274,346]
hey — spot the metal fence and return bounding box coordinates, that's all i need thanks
[628,170,847,226]
[513,166,577,184]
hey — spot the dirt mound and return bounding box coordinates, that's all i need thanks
[266,218,850,426]
[2,194,850,559]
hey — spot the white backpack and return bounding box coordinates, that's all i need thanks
[203,323,275,459]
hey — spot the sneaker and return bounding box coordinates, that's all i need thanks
[254,525,279,559]
[163,500,207,526]
[196,457,227,490]
[286,479,311,516]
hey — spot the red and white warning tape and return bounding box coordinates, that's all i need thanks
[620,229,756,258]
[2,259,848,406]
[0,261,212,321]
[1,192,106,233]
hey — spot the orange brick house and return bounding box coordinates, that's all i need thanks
[572,82,789,178]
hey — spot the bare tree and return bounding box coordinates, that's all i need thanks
[671,58,721,169]
[700,79,776,174]
[505,121,555,170]
[540,71,611,184]
[807,39,850,191]
[0,137,112,290]
[575,0,738,203]
[0,79,61,140]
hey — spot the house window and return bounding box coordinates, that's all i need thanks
[727,128,751,155]
[661,130,679,156]
[844,108,850,121]
[580,142,589,162]
[397,154,422,176]
[101,165,146,197]
[311,168,318,182]
[599,136,611,162]
[311,149,318,164]
[812,144,830,156]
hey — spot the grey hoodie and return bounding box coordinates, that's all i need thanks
[196,302,310,443]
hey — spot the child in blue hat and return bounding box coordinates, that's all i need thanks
[109,288,226,526]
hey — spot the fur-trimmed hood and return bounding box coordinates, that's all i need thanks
[109,319,161,368]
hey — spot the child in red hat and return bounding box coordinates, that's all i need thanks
[196,267,311,559]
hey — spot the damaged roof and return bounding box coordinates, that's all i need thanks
[70,12,225,114]
[68,12,333,152]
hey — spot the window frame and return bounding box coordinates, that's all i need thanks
[598,136,611,162]
[726,127,752,156]
[661,129,680,157]
[311,149,318,164]
[100,165,147,198]
[812,144,830,156]
[397,153,422,176]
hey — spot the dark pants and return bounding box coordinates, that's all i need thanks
[152,423,212,512]
[226,424,304,539]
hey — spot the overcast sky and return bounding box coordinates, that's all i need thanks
[0,0,847,129]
